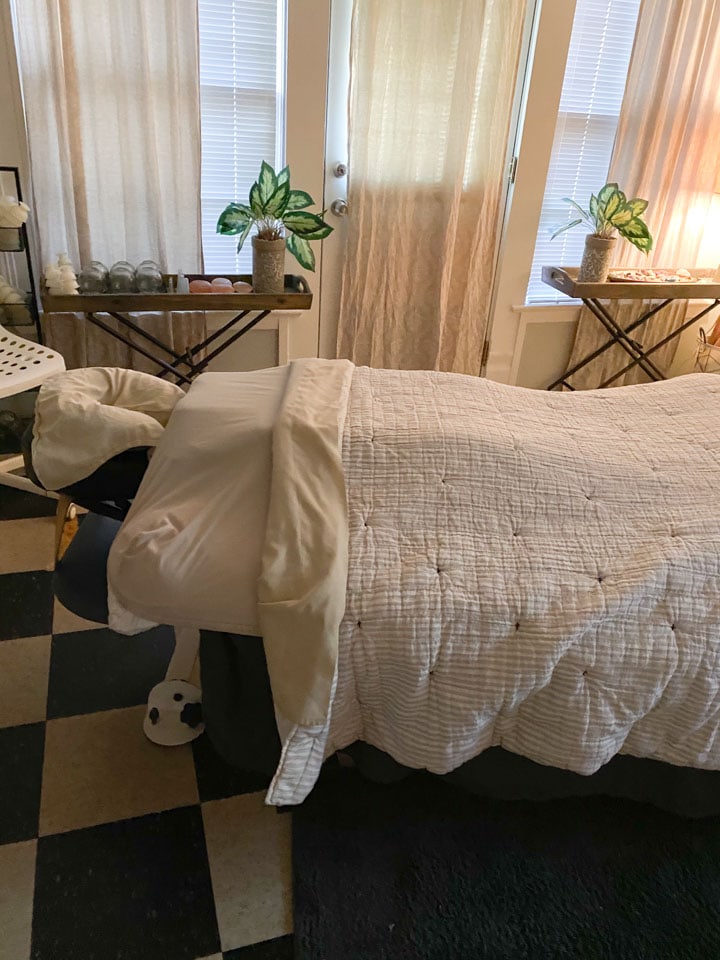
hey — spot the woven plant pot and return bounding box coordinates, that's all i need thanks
[578,234,616,283]
[252,236,286,294]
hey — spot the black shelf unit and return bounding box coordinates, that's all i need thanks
[0,165,42,342]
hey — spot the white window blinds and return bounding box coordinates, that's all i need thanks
[198,0,286,273]
[525,0,641,303]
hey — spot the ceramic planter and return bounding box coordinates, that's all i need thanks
[252,236,286,294]
[578,234,616,283]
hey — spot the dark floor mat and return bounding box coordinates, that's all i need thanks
[293,763,720,960]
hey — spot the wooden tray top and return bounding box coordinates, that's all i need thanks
[542,266,720,301]
[41,274,312,313]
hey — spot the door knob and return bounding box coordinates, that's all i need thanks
[330,199,349,217]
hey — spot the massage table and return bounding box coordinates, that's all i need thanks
[30,361,720,814]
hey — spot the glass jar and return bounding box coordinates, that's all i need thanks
[134,259,164,293]
[78,261,110,293]
[108,261,137,293]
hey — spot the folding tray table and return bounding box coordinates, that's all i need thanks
[542,266,720,391]
[41,273,312,385]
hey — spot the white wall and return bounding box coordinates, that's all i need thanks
[0,1,28,177]
[0,0,34,417]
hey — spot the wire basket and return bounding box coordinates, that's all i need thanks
[695,327,720,373]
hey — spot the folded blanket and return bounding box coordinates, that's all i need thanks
[108,359,353,728]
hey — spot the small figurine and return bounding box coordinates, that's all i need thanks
[0,195,30,229]
[44,253,79,295]
[0,273,25,304]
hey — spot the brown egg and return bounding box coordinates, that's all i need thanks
[232,281,253,293]
[189,279,212,293]
[211,277,233,287]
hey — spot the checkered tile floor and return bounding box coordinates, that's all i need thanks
[0,486,293,960]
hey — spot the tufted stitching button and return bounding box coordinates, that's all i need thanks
[582,670,588,677]
[515,622,520,631]
[357,621,362,628]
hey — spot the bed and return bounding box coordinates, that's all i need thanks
[105,359,720,809]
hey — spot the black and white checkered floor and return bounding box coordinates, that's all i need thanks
[0,486,293,960]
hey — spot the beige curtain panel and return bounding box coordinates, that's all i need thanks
[15,0,205,370]
[337,0,526,375]
[567,0,720,389]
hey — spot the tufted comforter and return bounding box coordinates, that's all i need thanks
[267,366,720,804]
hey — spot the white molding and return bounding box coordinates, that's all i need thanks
[485,0,578,384]
[285,0,331,361]
[318,0,352,360]
[509,304,579,387]
[203,309,300,368]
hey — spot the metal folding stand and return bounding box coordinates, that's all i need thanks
[541,267,720,391]
[42,273,312,384]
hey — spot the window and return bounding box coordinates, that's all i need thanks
[525,0,641,303]
[198,0,286,273]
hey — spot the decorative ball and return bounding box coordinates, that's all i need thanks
[188,279,213,293]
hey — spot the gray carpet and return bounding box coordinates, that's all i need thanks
[293,763,720,959]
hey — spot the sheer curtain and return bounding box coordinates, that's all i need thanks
[566,0,720,389]
[336,0,526,375]
[14,0,204,369]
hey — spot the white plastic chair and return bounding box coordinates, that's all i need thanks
[0,322,65,495]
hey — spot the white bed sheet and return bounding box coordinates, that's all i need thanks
[108,365,289,635]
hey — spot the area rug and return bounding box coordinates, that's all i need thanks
[292,763,720,960]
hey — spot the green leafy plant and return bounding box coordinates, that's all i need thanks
[216,161,333,271]
[551,182,653,254]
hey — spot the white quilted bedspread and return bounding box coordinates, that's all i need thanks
[267,368,720,804]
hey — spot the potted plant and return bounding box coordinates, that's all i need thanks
[216,161,333,294]
[552,182,653,282]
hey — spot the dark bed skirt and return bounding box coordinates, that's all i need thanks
[200,631,720,817]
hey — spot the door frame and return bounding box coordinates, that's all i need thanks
[284,0,333,361]
[318,0,352,360]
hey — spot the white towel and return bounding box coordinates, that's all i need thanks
[32,366,184,490]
